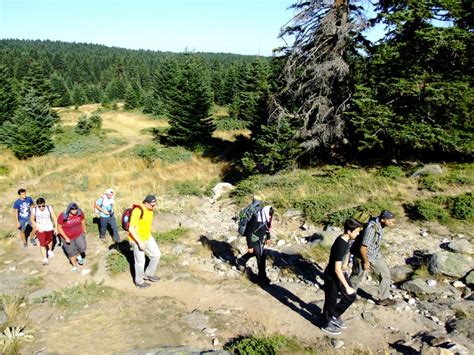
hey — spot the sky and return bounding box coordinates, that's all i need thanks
[0,0,384,56]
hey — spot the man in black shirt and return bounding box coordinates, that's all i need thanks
[321,218,363,335]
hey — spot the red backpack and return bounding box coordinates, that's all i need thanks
[121,204,144,231]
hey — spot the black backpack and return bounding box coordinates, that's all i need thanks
[238,199,263,236]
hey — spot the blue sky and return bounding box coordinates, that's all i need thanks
[0,0,298,55]
[0,0,384,55]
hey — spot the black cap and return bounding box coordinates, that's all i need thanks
[380,210,395,220]
[143,195,157,204]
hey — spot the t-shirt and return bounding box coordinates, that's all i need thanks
[34,206,54,232]
[58,213,85,240]
[96,195,114,218]
[13,197,34,221]
[128,204,153,242]
[325,235,349,277]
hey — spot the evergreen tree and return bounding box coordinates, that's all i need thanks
[152,57,180,115]
[124,82,141,110]
[0,90,57,159]
[0,65,18,125]
[167,54,215,148]
[50,73,71,107]
[71,84,86,106]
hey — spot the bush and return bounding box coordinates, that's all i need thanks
[134,144,193,167]
[106,251,129,275]
[224,335,305,354]
[451,193,473,220]
[377,165,405,179]
[214,117,249,130]
[405,200,448,221]
[173,180,206,196]
[294,195,345,223]
[154,228,190,243]
[75,113,102,135]
[418,175,442,192]
[0,165,9,176]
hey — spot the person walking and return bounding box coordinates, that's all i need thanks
[30,197,58,265]
[128,195,161,289]
[349,210,396,306]
[95,188,120,243]
[57,202,87,272]
[236,205,274,285]
[13,188,35,248]
[321,218,363,335]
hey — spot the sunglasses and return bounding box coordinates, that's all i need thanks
[38,205,45,208]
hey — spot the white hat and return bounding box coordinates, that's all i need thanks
[105,188,114,194]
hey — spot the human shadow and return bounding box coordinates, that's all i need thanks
[199,235,239,264]
[109,240,141,282]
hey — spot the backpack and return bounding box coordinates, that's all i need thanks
[238,199,263,236]
[93,195,105,215]
[121,204,144,231]
[34,206,52,222]
[351,211,372,225]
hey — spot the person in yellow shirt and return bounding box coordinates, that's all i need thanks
[128,195,161,288]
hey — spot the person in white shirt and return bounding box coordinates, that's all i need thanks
[30,197,58,265]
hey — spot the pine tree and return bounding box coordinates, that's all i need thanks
[124,82,141,110]
[50,73,71,107]
[167,54,215,148]
[0,65,18,125]
[152,57,180,115]
[0,90,57,159]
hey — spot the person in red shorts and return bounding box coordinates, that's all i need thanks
[30,197,58,265]
[57,202,87,272]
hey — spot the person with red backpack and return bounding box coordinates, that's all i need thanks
[127,195,161,289]
[94,188,120,243]
[30,197,58,265]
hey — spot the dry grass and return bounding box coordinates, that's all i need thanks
[213,129,250,142]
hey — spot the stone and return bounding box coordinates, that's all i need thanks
[411,164,443,178]
[331,339,344,349]
[212,338,219,346]
[428,251,473,278]
[361,311,376,324]
[420,344,454,355]
[401,279,443,296]
[283,208,303,219]
[185,310,209,331]
[447,239,473,255]
[464,269,474,287]
[391,265,414,283]
[452,281,465,288]
[276,239,286,247]
[445,318,474,339]
[211,182,235,201]
[427,280,437,287]
[0,310,6,325]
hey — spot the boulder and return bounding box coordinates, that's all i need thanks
[411,164,443,178]
[401,279,443,296]
[318,230,339,248]
[283,208,303,219]
[428,251,473,278]
[445,317,474,339]
[447,240,473,255]
[464,270,474,287]
[211,182,235,201]
[391,265,414,283]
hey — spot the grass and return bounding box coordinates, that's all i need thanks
[106,250,129,275]
[39,281,121,309]
[302,244,332,265]
[24,276,45,289]
[224,334,315,354]
[154,228,190,244]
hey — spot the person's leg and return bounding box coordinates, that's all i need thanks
[19,220,28,246]
[349,256,365,290]
[63,242,79,270]
[132,242,146,285]
[322,274,339,325]
[371,257,391,300]
[144,237,161,279]
[108,216,120,242]
[99,217,108,239]
[334,279,357,318]
[37,231,48,264]
[254,242,268,281]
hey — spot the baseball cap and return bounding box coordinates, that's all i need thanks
[105,188,114,194]
[143,195,157,204]
[380,210,395,220]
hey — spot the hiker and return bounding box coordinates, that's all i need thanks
[321,218,362,335]
[128,195,161,289]
[349,210,396,306]
[236,204,274,285]
[57,202,87,272]
[30,198,58,265]
[13,188,35,248]
[95,188,120,243]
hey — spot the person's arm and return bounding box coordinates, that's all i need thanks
[360,246,371,271]
[30,208,39,232]
[360,225,375,271]
[81,214,87,234]
[57,218,70,244]
[335,260,355,294]
[13,206,20,228]
[50,208,58,233]
[95,199,110,215]
[128,225,144,250]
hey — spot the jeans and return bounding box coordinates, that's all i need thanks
[132,237,161,284]
[239,239,267,278]
[350,255,391,300]
[99,216,120,242]
[323,272,356,325]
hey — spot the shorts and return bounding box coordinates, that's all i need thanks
[36,230,53,247]
[62,233,87,258]
[19,219,30,232]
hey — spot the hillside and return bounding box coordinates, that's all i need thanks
[0,106,472,354]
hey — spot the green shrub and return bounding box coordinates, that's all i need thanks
[406,200,448,221]
[230,176,263,202]
[418,175,442,192]
[0,164,9,176]
[134,144,193,166]
[154,228,190,243]
[224,335,306,355]
[75,113,103,135]
[173,180,205,196]
[451,193,473,220]
[377,165,405,179]
[214,117,249,130]
[294,195,345,223]
[326,207,359,226]
[106,251,129,275]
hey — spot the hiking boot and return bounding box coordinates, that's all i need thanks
[135,281,151,289]
[42,258,49,265]
[30,238,37,246]
[145,275,160,282]
[331,316,347,329]
[321,323,342,335]
[378,298,396,306]
[235,258,246,272]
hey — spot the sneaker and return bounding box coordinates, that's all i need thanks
[258,276,272,285]
[135,281,151,289]
[145,275,161,282]
[30,238,37,246]
[331,316,347,329]
[235,258,246,272]
[22,242,28,249]
[321,323,342,335]
[42,258,49,265]
[99,237,107,243]
[77,255,85,265]
[47,250,54,258]
[71,266,78,272]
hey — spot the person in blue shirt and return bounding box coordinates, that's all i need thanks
[94,188,120,243]
[13,188,35,248]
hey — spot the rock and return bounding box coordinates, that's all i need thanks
[401,279,443,296]
[445,343,470,355]
[411,164,443,178]
[391,265,414,283]
[283,209,303,219]
[429,336,450,347]
[449,301,474,315]
[212,338,219,346]
[445,318,474,339]
[447,240,473,255]
[331,339,344,349]
[211,183,235,201]
[276,239,286,247]
[421,231,429,237]
[0,310,6,325]
[428,251,473,278]
[464,270,474,287]
[427,280,437,287]
[185,310,209,331]
[361,311,376,324]
[452,281,465,288]
[420,344,454,355]
[318,231,339,248]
